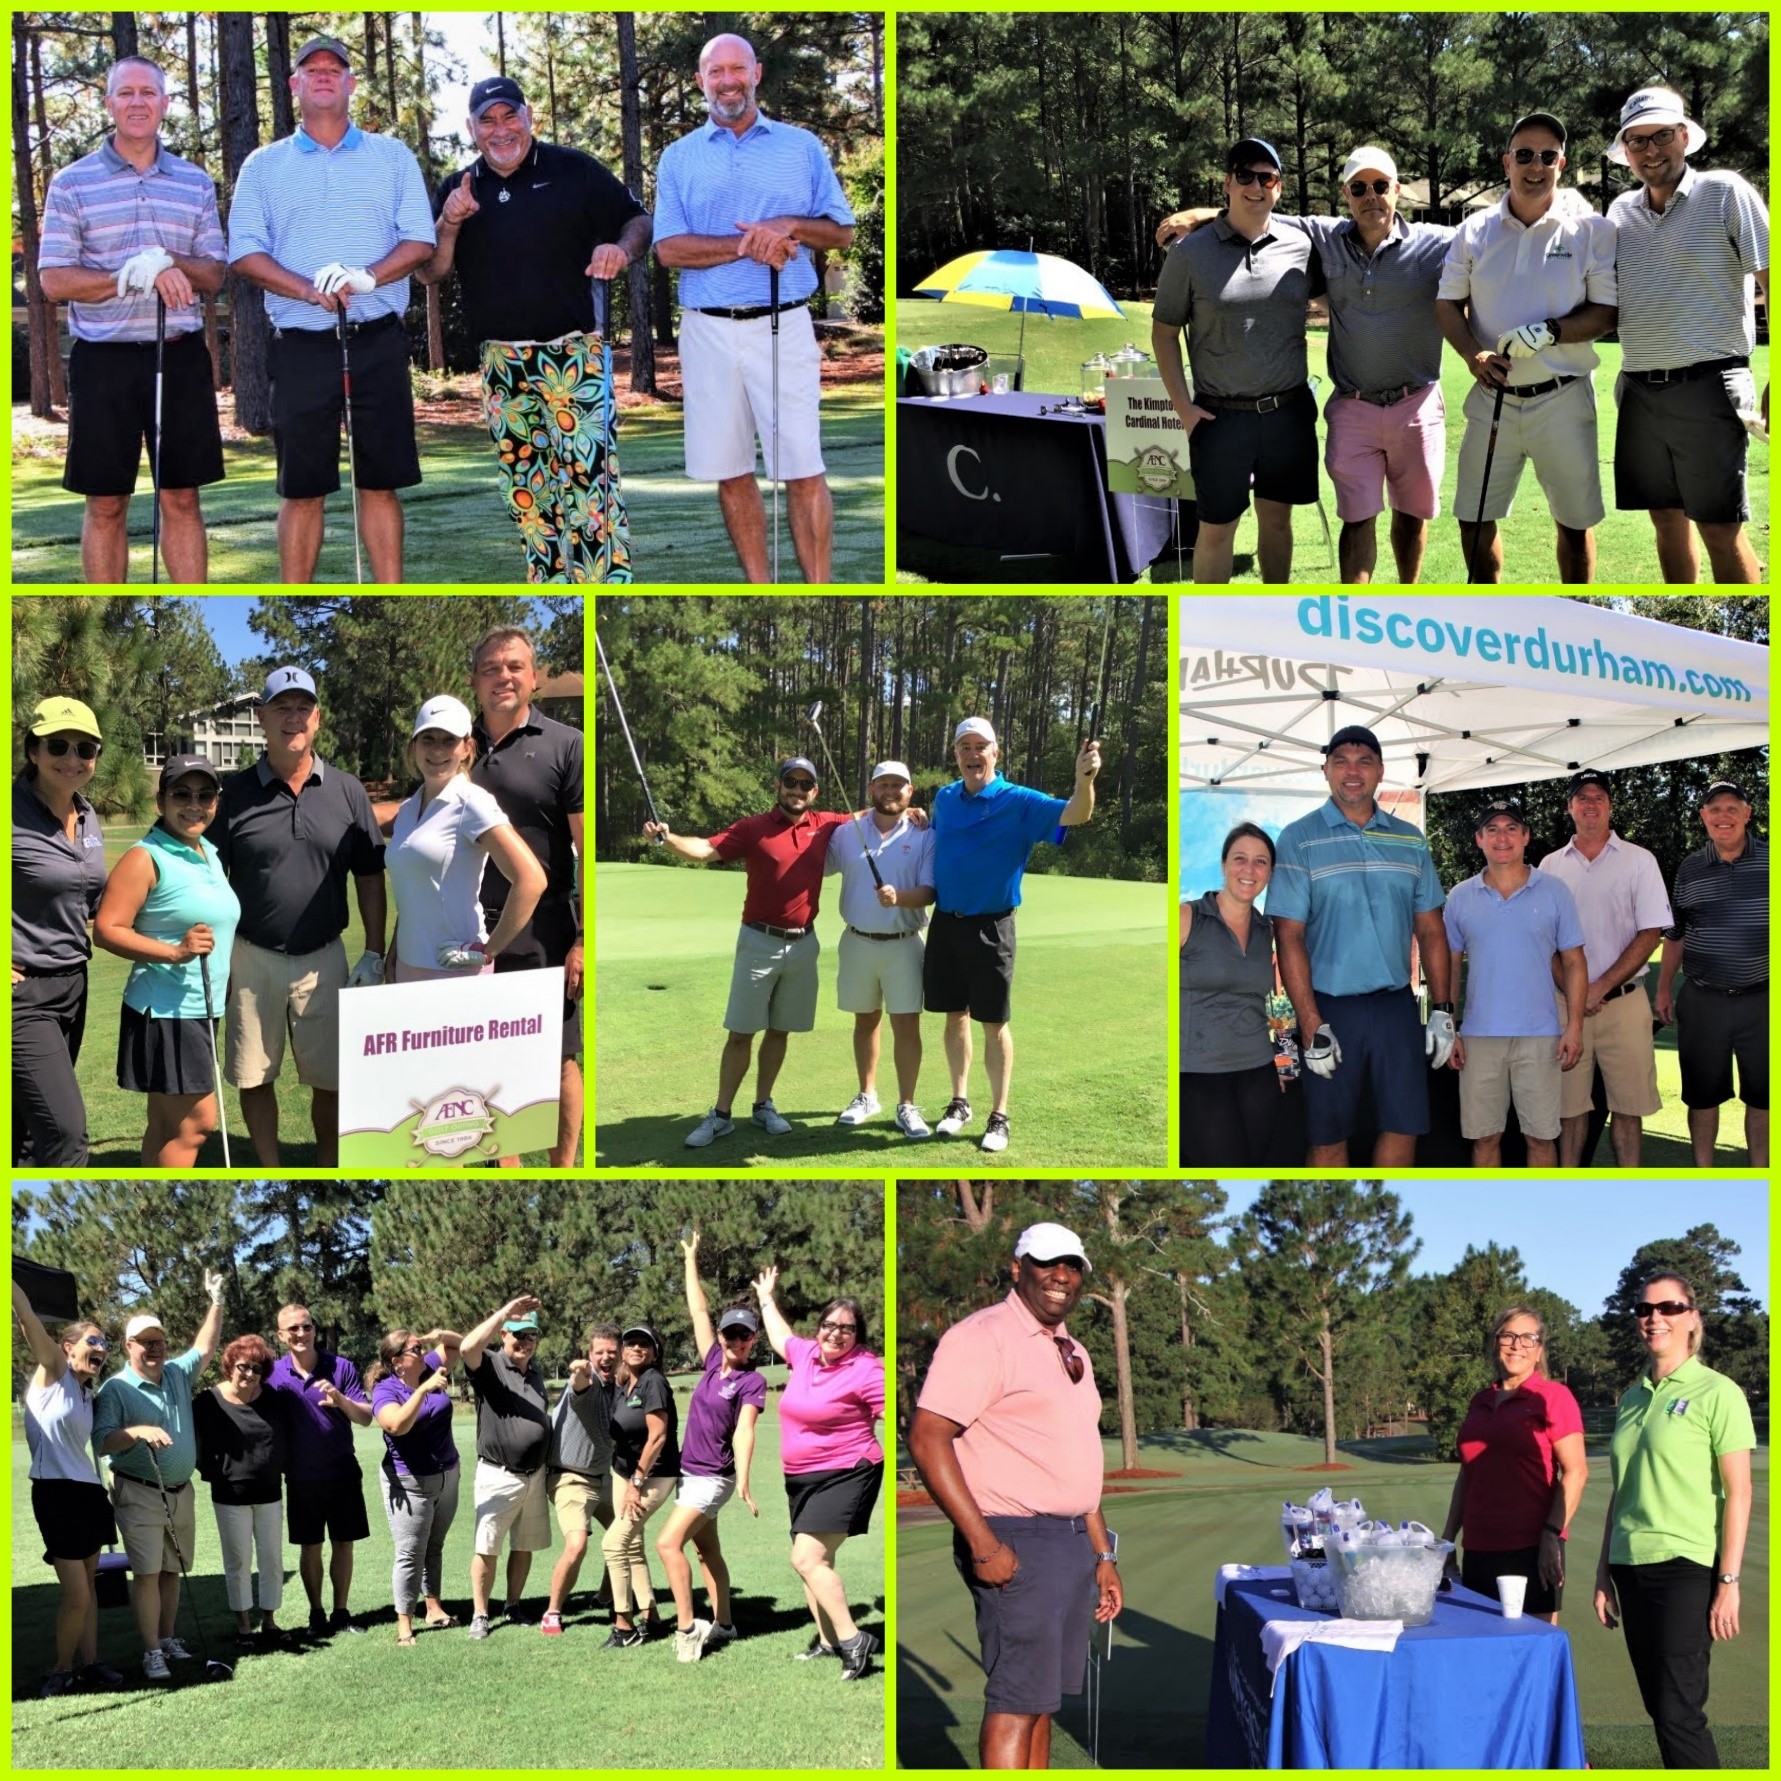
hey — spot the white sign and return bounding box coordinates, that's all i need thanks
[1106,376,1194,498]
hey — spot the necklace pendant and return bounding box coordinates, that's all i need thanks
[498,188,511,203]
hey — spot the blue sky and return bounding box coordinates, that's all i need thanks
[198,596,261,673]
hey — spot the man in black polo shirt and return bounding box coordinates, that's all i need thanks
[215,665,386,1168]
[468,626,584,1166]
[420,76,652,584]
[1656,780,1768,1166]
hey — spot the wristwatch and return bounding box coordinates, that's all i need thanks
[1430,1001,1456,1014]
[1094,1550,1117,1565]
[1719,1572,1740,1584]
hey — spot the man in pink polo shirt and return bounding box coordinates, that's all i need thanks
[910,1221,1124,1769]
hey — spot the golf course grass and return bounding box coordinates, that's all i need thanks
[11,1370,884,1768]
[896,1429,1769,1770]
[593,861,1168,1169]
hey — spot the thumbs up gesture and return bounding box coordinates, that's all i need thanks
[443,169,481,226]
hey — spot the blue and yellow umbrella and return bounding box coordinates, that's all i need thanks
[910,249,1125,364]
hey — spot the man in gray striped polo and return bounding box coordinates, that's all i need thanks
[37,56,226,583]
[1606,87,1771,584]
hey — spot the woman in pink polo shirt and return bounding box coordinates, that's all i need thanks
[1439,1303,1587,1623]
[754,1264,883,1681]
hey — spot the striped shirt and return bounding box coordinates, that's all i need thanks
[654,113,852,309]
[1608,167,1770,371]
[1536,830,1672,982]
[38,136,225,343]
[227,124,434,331]
[1663,834,1766,991]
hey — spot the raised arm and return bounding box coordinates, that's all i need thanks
[641,822,719,861]
[12,1278,69,1385]
[682,1232,716,1357]
[461,1293,540,1371]
[193,1270,225,1370]
[1057,739,1101,828]
[752,1265,795,1359]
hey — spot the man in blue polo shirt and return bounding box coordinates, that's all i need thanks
[1443,797,1587,1168]
[925,718,1101,1153]
[1269,725,1454,1165]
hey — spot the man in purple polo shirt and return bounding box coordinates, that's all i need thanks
[266,1302,374,1637]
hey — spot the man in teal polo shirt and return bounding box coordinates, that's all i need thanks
[91,1272,224,1682]
[1268,725,1453,1165]
[924,717,1101,1153]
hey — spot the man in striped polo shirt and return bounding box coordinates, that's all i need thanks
[228,37,435,583]
[37,56,226,582]
[1606,87,1771,584]
[1657,781,1767,1166]
[654,34,855,583]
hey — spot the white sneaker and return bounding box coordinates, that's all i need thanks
[685,1108,736,1149]
[836,1091,881,1127]
[159,1636,193,1662]
[935,1097,972,1137]
[896,1103,932,1139]
[142,1649,171,1682]
[752,1099,793,1137]
[979,1112,1011,1153]
[675,1618,713,1663]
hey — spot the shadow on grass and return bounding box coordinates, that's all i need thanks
[1142,1429,1269,1461]
[593,1106,973,1169]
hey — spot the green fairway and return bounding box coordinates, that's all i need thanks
[896,1430,1768,1770]
[593,862,1169,1169]
[12,1370,884,1768]
[895,303,1770,585]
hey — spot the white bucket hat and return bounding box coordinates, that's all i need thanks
[1608,87,1706,165]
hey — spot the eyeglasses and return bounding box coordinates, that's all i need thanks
[782,777,817,791]
[1635,1300,1694,1320]
[281,1322,314,1335]
[1511,147,1562,166]
[818,1321,858,1337]
[1054,1337,1085,1384]
[135,1340,168,1353]
[43,737,102,760]
[1497,1333,1543,1349]
[1231,167,1281,188]
[1623,126,1678,154]
[167,786,219,804]
[1348,179,1392,196]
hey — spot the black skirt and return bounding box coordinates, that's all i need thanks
[116,1002,220,1096]
[785,1458,884,1537]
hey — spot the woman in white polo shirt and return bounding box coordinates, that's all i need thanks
[384,695,546,983]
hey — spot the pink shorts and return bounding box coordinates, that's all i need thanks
[1324,382,1445,523]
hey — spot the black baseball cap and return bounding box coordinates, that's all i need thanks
[294,36,352,70]
[470,76,528,119]
[1509,112,1567,145]
[1227,137,1282,172]
[778,756,819,783]
[160,753,221,788]
[1567,770,1612,797]
[1700,779,1750,805]
[1324,725,1382,759]
[1473,795,1529,832]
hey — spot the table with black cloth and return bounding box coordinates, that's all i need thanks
[1206,1574,1587,1769]
[897,392,1192,581]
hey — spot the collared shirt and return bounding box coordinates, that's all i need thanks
[681,1342,769,1480]
[778,1333,883,1471]
[471,708,583,915]
[654,113,853,309]
[264,1350,369,1481]
[227,124,434,331]
[1443,866,1585,1037]
[1284,214,1453,392]
[466,1347,552,1474]
[1609,166,1771,370]
[214,754,385,954]
[25,1369,103,1485]
[386,777,507,970]
[1180,890,1275,1072]
[930,777,1067,914]
[92,1348,205,1487]
[1436,193,1618,383]
[824,812,935,933]
[1536,831,1672,982]
[1457,1374,1585,1551]
[12,776,106,971]
[1152,215,1324,399]
[433,141,647,344]
[708,806,852,929]
[38,136,225,343]
[1663,834,1767,991]
[371,1348,459,1478]
[1268,798,1445,996]
[119,824,241,1020]
[549,1371,616,1476]
[918,1290,1104,1519]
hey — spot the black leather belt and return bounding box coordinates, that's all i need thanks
[1600,980,1639,1002]
[1345,383,1430,407]
[274,313,403,339]
[1688,978,1766,998]
[847,926,912,941]
[1503,375,1578,400]
[743,919,808,939]
[18,962,86,979]
[938,908,1014,922]
[1200,391,1296,413]
[1625,355,1749,386]
[692,298,809,320]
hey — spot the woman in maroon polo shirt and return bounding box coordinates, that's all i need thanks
[1439,1304,1587,1623]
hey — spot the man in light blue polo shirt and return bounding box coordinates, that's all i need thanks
[653,33,855,583]
[91,1275,224,1682]
[924,718,1101,1153]
[1270,725,1453,1165]
[1443,797,1587,1168]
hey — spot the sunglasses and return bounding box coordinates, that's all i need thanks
[232,1362,265,1375]
[1511,147,1562,166]
[1623,126,1678,154]
[1231,167,1281,188]
[135,1340,168,1353]
[42,737,102,759]
[80,1335,109,1350]
[1348,179,1392,196]
[1055,1336,1085,1384]
[1635,1300,1694,1320]
[167,785,219,804]
[401,1344,429,1358]
[782,777,817,791]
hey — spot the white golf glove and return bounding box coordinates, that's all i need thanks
[1304,1026,1343,1079]
[1425,1009,1458,1070]
[314,263,377,297]
[436,942,487,971]
[116,246,174,298]
[203,1268,225,1308]
[1496,321,1555,359]
[346,951,384,988]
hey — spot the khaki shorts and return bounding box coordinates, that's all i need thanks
[472,1460,551,1556]
[1455,374,1604,530]
[836,926,926,1015]
[225,933,348,1091]
[1557,984,1660,1118]
[1458,1034,1563,1141]
[549,1468,613,1539]
[112,1472,195,1577]
[723,925,820,1035]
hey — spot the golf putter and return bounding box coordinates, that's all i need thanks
[337,303,365,584]
[593,276,617,569]
[769,262,781,584]
[148,1448,233,1681]
[807,700,883,888]
[1467,381,1507,584]
[199,953,231,1168]
[595,629,665,843]
[150,293,166,584]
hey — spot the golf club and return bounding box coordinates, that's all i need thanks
[199,953,231,1168]
[336,303,365,584]
[768,262,781,585]
[151,294,166,585]
[806,701,883,888]
[594,628,665,843]
[593,276,619,569]
[1057,611,1113,844]
[1466,381,1507,585]
[147,1448,233,1682]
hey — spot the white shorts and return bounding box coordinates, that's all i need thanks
[1454,374,1603,530]
[472,1460,551,1555]
[676,1472,737,1515]
[680,305,826,482]
[836,926,925,1015]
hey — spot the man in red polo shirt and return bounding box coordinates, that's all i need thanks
[645,756,853,1147]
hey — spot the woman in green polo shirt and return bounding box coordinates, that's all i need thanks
[1593,1271,1754,1769]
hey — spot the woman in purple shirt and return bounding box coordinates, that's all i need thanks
[366,1326,463,1645]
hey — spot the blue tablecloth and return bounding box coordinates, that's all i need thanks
[1207,1575,1587,1769]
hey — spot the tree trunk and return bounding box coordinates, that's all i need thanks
[184,13,203,162]
[112,12,138,59]
[28,28,65,407]
[867,14,883,133]
[496,13,507,77]
[13,17,53,418]
[616,11,657,394]
[1178,1279,1199,1431]
[220,14,269,430]
[1109,1281,1138,1471]
[266,14,294,139]
[1121,594,1153,847]
[385,16,399,134]
[545,15,559,139]
[1319,1314,1337,1466]
[411,13,445,371]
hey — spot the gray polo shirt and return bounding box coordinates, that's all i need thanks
[214,754,384,955]
[466,1347,551,1474]
[13,777,106,971]
[549,1373,616,1475]
[1153,215,1324,398]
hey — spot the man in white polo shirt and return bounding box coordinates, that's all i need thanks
[824,761,937,1139]
[1606,86,1771,584]
[1435,113,1619,583]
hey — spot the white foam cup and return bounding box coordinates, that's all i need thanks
[1497,1574,1528,1619]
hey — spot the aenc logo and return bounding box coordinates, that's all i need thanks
[412,1087,498,1159]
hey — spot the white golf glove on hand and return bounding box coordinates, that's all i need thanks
[437,942,487,971]
[1496,321,1554,359]
[204,1268,225,1308]
[1304,1026,1343,1079]
[1425,1009,1458,1070]
[314,263,377,297]
[116,246,174,298]
[346,951,384,988]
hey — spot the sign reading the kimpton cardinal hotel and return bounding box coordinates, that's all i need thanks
[1106,376,1196,499]
[338,969,563,1166]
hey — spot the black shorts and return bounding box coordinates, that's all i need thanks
[785,1460,883,1538]
[1614,369,1752,524]
[33,1478,118,1564]
[1462,1544,1562,1617]
[116,1003,220,1097]
[492,895,582,1059]
[954,1514,1097,1716]
[923,910,1016,1024]
[63,331,225,497]
[1188,385,1320,524]
[271,314,422,499]
[287,1467,371,1547]
[1676,979,1768,1110]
